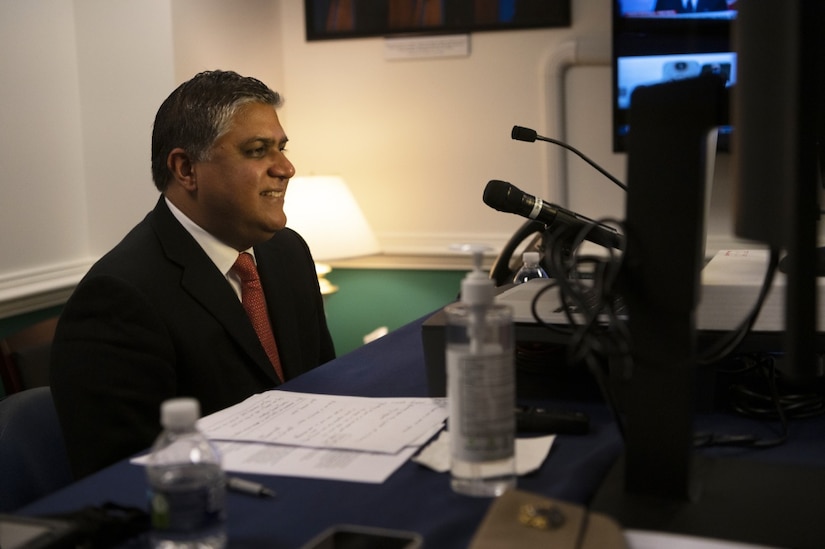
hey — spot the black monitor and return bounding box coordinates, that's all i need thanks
[612,0,737,152]
[592,2,825,546]
[733,0,825,383]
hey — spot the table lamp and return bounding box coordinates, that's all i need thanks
[284,175,380,294]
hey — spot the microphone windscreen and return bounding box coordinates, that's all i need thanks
[483,180,510,209]
[511,126,538,142]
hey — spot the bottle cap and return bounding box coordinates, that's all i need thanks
[160,398,200,430]
[523,251,540,266]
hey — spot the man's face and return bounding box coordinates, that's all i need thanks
[191,102,295,250]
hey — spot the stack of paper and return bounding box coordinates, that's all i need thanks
[194,391,449,484]
[133,391,558,484]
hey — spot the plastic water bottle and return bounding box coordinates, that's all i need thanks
[513,251,549,284]
[147,398,227,549]
[446,246,516,497]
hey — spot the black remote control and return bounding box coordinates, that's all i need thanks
[515,406,590,435]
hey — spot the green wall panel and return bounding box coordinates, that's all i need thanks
[0,306,63,340]
[323,268,463,357]
[0,270,463,393]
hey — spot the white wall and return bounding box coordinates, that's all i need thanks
[74,0,176,255]
[0,0,174,317]
[278,0,619,253]
[0,0,745,318]
[165,0,744,254]
[170,0,285,88]
[0,1,87,274]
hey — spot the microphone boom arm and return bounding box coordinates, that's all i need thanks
[511,125,628,192]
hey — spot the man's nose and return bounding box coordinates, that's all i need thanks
[270,153,295,179]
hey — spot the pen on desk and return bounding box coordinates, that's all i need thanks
[226,476,276,498]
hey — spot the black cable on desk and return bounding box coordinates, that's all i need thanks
[528,218,630,441]
[522,224,810,451]
[696,353,825,450]
[726,353,825,421]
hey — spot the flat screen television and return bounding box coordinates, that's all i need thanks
[612,0,738,152]
[304,0,571,41]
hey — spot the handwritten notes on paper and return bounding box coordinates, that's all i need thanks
[133,391,448,484]
[198,391,447,454]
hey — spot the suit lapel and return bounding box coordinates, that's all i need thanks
[149,198,280,385]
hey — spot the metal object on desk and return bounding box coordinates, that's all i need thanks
[468,489,627,549]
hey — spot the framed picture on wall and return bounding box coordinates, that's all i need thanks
[305,0,572,41]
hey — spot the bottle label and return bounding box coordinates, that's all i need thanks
[447,348,515,462]
[148,464,226,534]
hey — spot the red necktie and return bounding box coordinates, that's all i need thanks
[232,252,284,382]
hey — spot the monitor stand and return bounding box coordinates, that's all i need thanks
[591,454,825,548]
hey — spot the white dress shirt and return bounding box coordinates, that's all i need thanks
[165,197,254,302]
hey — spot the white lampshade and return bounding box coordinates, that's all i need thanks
[284,175,380,261]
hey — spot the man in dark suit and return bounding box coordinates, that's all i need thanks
[50,70,336,479]
[655,0,728,12]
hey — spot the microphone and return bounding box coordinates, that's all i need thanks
[483,180,623,250]
[511,125,627,191]
[511,126,538,142]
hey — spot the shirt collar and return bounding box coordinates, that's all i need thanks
[164,197,255,276]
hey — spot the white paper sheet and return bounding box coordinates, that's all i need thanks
[197,391,448,454]
[626,530,780,549]
[411,430,556,475]
[131,439,424,484]
[131,392,447,483]
[214,441,419,484]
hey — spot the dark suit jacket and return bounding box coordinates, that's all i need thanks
[51,198,336,478]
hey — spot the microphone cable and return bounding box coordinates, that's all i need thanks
[509,126,632,439]
[527,216,631,441]
[695,352,825,450]
[724,353,825,421]
[508,126,798,443]
[513,125,782,368]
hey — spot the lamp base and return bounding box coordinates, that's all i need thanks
[316,263,338,295]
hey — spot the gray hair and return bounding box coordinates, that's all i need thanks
[150,70,283,191]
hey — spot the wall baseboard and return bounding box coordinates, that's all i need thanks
[376,231,514,257]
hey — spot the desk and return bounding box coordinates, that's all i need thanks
[18,313,825,548]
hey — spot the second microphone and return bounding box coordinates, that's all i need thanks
[482,180,623,250]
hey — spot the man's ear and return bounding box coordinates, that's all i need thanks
[167,148,198,191]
